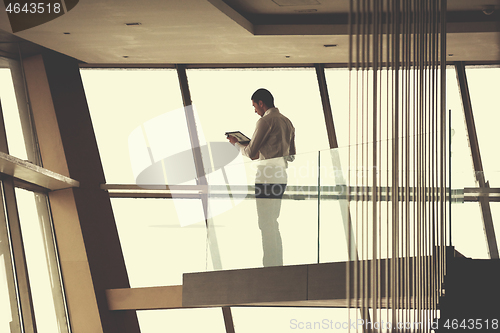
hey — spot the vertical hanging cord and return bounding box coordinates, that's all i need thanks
[317,151,320,264]
[448,107,452,248]
[385,0,391,326]
[354,0,360,326]
[356,0,361,326]
[403,0,410,323]
[361,0,372,322]
[347,0,353,328]
[347,1,446,329]
[439,0,448,314]
[360,0,366,323]
[417,0,423,327]
[371,0,379,325]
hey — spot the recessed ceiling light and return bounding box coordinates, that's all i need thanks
[125,22,141,26]
[295,9,318,13]
[482,5,494,15]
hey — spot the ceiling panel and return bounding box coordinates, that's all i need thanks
[0,0,498,64]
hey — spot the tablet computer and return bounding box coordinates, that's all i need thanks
[225,131,251,144]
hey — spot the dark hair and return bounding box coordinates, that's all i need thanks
[251,88,275,107]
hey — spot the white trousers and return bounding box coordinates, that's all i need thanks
[255,162,287,267]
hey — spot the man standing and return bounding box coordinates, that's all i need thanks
[228,88,295,267]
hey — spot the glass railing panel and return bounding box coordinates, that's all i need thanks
[113,145,466,278]
[318,147,351,263]
[451,199,486,258]
[280,150,322,266]
[205,149,323,270]
[319,146,455,262]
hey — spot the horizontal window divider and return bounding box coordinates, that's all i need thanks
[463,187,500,202]
[102,184,469,201]
[0,151,79,191]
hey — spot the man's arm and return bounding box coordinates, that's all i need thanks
[289,130,296,156]
[285,129,296,162]
[238,118,271,160]
[245,118,271,160]
[228,137,259,160]
[247,148,260,160]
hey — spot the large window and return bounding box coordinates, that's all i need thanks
[446,67,486,258]
[465,66,500,187]
[78,64,500,332]
[82,67,334,276]
[0,59,70,333]
[0,68,27,160]
[80,68,184,184]
[464,66,500,256]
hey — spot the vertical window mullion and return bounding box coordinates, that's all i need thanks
[0,179,24,333]
[0,177,37,333]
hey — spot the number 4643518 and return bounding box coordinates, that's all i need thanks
[443,319,499,330]
[5,2,62,14]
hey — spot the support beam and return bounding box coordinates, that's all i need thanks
[315,63,338,150]
[22,51,140,333]
[455,61,499,259]
[314,63,357,261]
[183,265,308,307]
[0,151,79,190]
[221,307,236,333]
[182,260,433,309]
[176,64,222,270]
[106,286,183,311]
